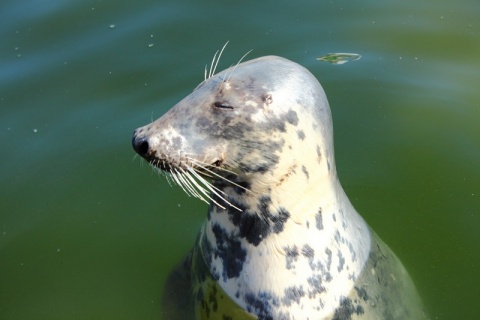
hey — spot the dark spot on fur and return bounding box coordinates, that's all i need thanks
[325,248,332,271]
[223,121,252,139]
[237,138,282,173]
[233,180,251,194]
[337,250,345,272]
[208,284,218,312]
[282,286,305,306]
[284,245,299,269]
[332,296,365,320]
[302,165,309,179]
[272,208,290,233]
[241,163,271,174]
[324,272,333,282]
[211,268,220,281]
[337,209,346,229]
[315,208,324,230]
[211,224,246,280]
[301,244,315,258]
[297,130,305,140]
[244,291,278,320]
[286,110,299,125]
[233,210,270,246]
[271,121,287,132]
[224,196,290,246]
[196,113,253,139]
[348,242,357,262]
[354,286,369,301]
[257,196,272,215]
[307,275,325,298]
[334,230,341,244]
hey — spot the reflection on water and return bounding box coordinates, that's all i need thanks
[0,0,479,319]
[317,53,361,65]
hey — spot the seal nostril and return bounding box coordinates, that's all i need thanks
[138,140,149,155]
[132,135,150,156]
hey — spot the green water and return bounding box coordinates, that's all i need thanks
[1,0,479,319]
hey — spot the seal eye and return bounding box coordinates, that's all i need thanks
[213,102,234,110]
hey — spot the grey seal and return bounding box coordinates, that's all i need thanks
[132,55,427,319]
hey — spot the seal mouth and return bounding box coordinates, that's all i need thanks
[143,154,246,211]
[146,154,224,177]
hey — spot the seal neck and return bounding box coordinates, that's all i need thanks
[200,169,371,317]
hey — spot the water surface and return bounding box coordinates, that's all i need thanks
[1,0,479,319]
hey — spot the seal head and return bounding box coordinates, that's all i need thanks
[132,56,332,196]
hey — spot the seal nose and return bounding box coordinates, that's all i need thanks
[132,132,150,157]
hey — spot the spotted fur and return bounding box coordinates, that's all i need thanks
[132,56,427,319]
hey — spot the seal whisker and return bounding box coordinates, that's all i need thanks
[182,168,228,209]
[173,168,204,200]
[163,170,174,188]
[181,169,216,204]
[186,167,226,197]
[171,169,199,199]
[225,49,253,83]
[167,170,181,188]
[211,41,229,78]
[132,154,146,168]
[187,167,243,212]
[150,160,161,174]
[184,158,217,178]
[176,168,213,204]
[188,157,239,177]
[207,41,229,79]
[188,159,252,194]
[170,169,195,198]
[208,50,219,79]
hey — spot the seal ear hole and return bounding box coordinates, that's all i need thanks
[213,102,234,110]
[262,94,273,105]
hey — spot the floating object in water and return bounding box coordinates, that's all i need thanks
[317,52,361,65]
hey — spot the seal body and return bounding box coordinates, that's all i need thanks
[132,56,427,319]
